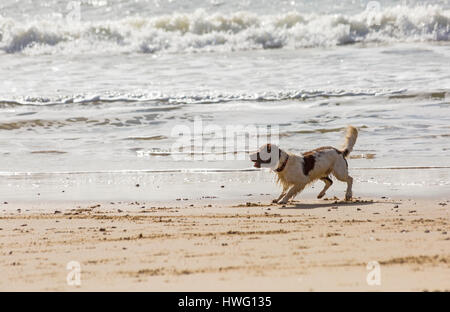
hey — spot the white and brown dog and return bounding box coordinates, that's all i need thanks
[250,126,358,204]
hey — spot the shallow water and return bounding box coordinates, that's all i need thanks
[0,168,448,202]
[0,1,449,199]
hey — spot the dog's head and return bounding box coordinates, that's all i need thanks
[249,143,281,170]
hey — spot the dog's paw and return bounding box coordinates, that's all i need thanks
[272,199,279,204]
[317,192,325,199]
[278,200,288,205]
[345,195,352,201]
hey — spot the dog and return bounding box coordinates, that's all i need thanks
[249,126,358,204]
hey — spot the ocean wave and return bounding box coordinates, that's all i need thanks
[0,88,408,106]
[1,166,449,177]
[0,5,449,55]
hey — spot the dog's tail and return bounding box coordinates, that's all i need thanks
[341,126,358,157]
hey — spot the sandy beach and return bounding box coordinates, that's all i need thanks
[1,0,449,294]
[1,196,448,292]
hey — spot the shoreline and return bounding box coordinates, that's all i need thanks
[1,167,449,203]
[1,197,448,291]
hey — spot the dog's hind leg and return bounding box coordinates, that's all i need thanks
[344,175,353,201]
[278,183,305,204]
[332,159,353,201]
[317,176,333,199]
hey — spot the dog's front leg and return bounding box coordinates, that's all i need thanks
[317,176,333,199]
[278,184,305,204]
[272,190,286,204]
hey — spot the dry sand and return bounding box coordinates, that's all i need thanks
[0,197,449,291]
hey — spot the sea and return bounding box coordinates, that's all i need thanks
[0,0,449,201]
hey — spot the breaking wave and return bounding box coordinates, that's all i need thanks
[0,88,408,106]
[0,5,449,55]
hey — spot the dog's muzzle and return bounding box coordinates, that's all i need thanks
[250,152,271,168]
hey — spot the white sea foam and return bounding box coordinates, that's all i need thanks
[0,88,407,106]
[0,5,448,55]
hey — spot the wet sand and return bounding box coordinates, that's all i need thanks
[0,197,448,291]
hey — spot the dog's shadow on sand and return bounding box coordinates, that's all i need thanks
[278,200,395,210]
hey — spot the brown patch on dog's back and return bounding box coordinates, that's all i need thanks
[302,154,315,175]
[303,146,342,156]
